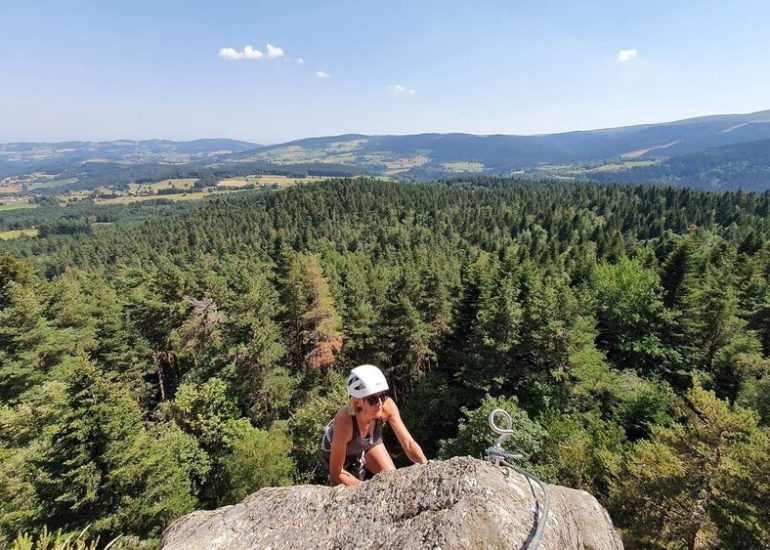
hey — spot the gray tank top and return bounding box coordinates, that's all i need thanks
[321,409,384,464]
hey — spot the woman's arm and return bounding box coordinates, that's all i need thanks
[383,399,428,465]
[328,409,359,486]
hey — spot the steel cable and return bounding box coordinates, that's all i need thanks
[485,408,550,550]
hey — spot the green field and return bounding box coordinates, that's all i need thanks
[218,175,327,188]
[96,190,213,205]
[442,161,485,172]
[48,176,331,206]
[28,177,79,190]
[55,178,200,203]
[61,191,95,203]
[0,228,39,240]
[255,174,325,185]
[217,178,258,188]
[93,187,256,205]
[583,160,658,173]
[383,155,430,170]
[127,178,198,193]
[0,202,39,211]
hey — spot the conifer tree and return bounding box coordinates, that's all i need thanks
[611,384,769,549]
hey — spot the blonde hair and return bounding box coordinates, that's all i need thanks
[348,397,362,416]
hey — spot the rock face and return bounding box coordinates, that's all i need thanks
[162,456,623,550]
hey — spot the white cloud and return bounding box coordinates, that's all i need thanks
[317,71,330,78]
[218,47,243,60]
[297,57,305,64]
[219,44,286,61]
[389,84,416,95]
[618,49,638,62]
[242,45,263,59]
[266,44,284,58]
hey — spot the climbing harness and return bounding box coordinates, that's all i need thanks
[485,408,550,550]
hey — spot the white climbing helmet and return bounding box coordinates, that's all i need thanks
[347,364,389,398]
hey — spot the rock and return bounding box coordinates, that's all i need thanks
[162,456,623,550]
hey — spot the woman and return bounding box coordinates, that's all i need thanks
[321,364,428,486]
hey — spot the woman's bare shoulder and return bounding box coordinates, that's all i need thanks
[382,397,399,422]
[334,406,353,429]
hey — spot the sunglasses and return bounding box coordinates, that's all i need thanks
[365,392,388,406]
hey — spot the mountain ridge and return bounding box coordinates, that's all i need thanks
[2,109,770,191]
[232,109,770,175]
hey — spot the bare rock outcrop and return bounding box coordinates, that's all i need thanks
[162,456,623,550]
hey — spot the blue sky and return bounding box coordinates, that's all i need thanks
[2,0,769,143]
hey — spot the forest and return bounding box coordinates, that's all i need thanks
[2,177,770,549]
[589,138,770,192]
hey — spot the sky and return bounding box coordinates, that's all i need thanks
[2,0,770,144]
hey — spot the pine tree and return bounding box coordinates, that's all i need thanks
[611,384,769,549]
[659,234,707,380]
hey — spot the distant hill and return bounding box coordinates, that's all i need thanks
[234,110,770,175]
[0,139,259,172]
[587,138,770,191]
[2,110,770,191]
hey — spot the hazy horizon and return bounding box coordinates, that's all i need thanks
[2,107,769,147]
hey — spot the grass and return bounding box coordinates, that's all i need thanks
[625,160,658,168]
[61,190,95,203]
[580,160,659,173]
[28,177,79,190]
[0,178,22,194]
[0,228,39,240]
[244,139,367,165]
[127,178,198,193]
[0,202,39,211]
[258,146,319,163]
[3,174,331,212]
[325,139,367,152]
[442,161,485,172]
[584,164,631,173]
[383,169,410,176]
[27,172,55,180]
[321,154,358,164]
[254,174,325,186]
[55,178,199,203]
[217,178,254,188]
[382,155,430,170]
[52,175,326,206]
[95,191,214,205]
[93,187,265,205]
[217,175,327,188]
[1,172,57,192]
[255,142,367,164]
[621,141,681,160]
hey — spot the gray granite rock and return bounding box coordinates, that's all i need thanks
[162,456,623,550]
